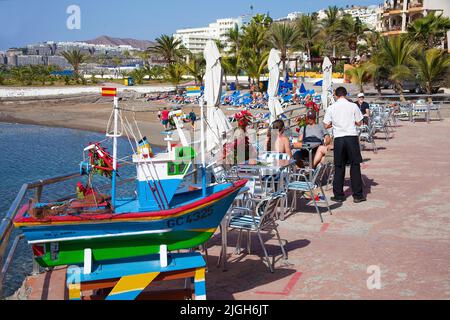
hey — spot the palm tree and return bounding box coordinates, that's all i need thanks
[295,14,321,67]
[0,71,5,85]
[337,15,370,63]
[241,22,268,55]
[321,6,342,57]
[269,22,298,71]
[35,65,53,85]
[120,69,129,79]
[164,63,185,89]
[413,49,450,101]
[184,54,205,85]
[10,67,28,85]
[225,24,241,57]
[251,13,273,28]
[407,12,450,49]
[137,51,151,67]
[146,65,165,80]
[240,49,269,91]
[363,31,381,57]
[61,49,87,75]
[373,36,418,101]
[345,64,371,93]
[365,57,389,94]
[112,57,121,67]
[148,35,186,64]
[130,68,146,85]
[222,55,241,90]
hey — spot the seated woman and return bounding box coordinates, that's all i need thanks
[266,119,293,159]
[293,110,331,168]
[223,110,257,165]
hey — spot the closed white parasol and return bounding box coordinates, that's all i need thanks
[267,48,284,124]
[321,56,335,111]
[203,40,232,152]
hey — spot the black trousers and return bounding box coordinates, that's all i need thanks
[333,136,364,199]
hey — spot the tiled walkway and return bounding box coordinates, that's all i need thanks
[205,118,450,300]
[16,118,450,300]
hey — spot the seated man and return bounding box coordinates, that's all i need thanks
[355,93,370,125]
[293,110,332,168]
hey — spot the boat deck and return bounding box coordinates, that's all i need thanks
[8,117,450,300]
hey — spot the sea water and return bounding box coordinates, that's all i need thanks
[0,122,148,297]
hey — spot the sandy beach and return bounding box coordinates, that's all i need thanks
[1,86,448,149]
[0,94,208,147]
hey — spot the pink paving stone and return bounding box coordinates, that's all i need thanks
[203,118,450,300]
[19,118,450,300]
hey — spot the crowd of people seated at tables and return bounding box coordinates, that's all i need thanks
[222,108,331,170]
[222,86,366,204]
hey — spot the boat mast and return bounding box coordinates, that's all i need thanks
[111,96,119,209]
[200,96,206,197]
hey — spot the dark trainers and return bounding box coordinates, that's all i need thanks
[353,197,367,203]
[331,196,346,203]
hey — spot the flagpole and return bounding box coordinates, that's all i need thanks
[111,96,119,209]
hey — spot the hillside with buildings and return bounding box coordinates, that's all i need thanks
[0,0,448,85]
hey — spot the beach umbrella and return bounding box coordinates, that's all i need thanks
[267,49,284,124]
[322,56,334,110]
[299,83,307,94]
[314,80,323,86]
[203,40,232,152]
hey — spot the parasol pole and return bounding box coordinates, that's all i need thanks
[200,96,207,198]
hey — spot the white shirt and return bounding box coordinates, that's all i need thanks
[323,97,364,138]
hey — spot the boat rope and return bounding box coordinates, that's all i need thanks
[131,112,170,209]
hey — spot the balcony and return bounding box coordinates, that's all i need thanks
[408,2,424,12]
[381,24,404,36]
[383,2,404,15]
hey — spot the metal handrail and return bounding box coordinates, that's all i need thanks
[0,171,80,298]
[0,235,24,290]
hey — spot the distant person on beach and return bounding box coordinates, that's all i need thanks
[355,93,370,125]
[157,110,162,121]
[161,107,170,130]
[293,110,331,168]
[324,86,366,204]
[189,109,196,129]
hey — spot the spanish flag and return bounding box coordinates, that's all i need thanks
[101,87,117,97]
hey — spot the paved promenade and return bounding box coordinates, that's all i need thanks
[11,117,450,300]
[205,117,450,300]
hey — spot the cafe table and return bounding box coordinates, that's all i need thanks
[216,160,293,271]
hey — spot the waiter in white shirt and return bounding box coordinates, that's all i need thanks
[323,87,366,203]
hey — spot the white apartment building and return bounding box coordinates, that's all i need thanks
[316,6,379,30]
[274,11,303,22]
[316,9,328,20]
[287,12,303,20]
[380,0,450,49]
[343,5,379,29]
[174,17,243,54]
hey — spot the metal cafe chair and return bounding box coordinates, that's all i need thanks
[228,192,288,273]
[286,163,332,223]
[359,119,378,154]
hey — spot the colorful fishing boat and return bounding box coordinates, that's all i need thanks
[13,93,245,268]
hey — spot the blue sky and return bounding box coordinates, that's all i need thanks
[0,0,379,50]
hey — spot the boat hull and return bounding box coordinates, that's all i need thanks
[15,180,246,267]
